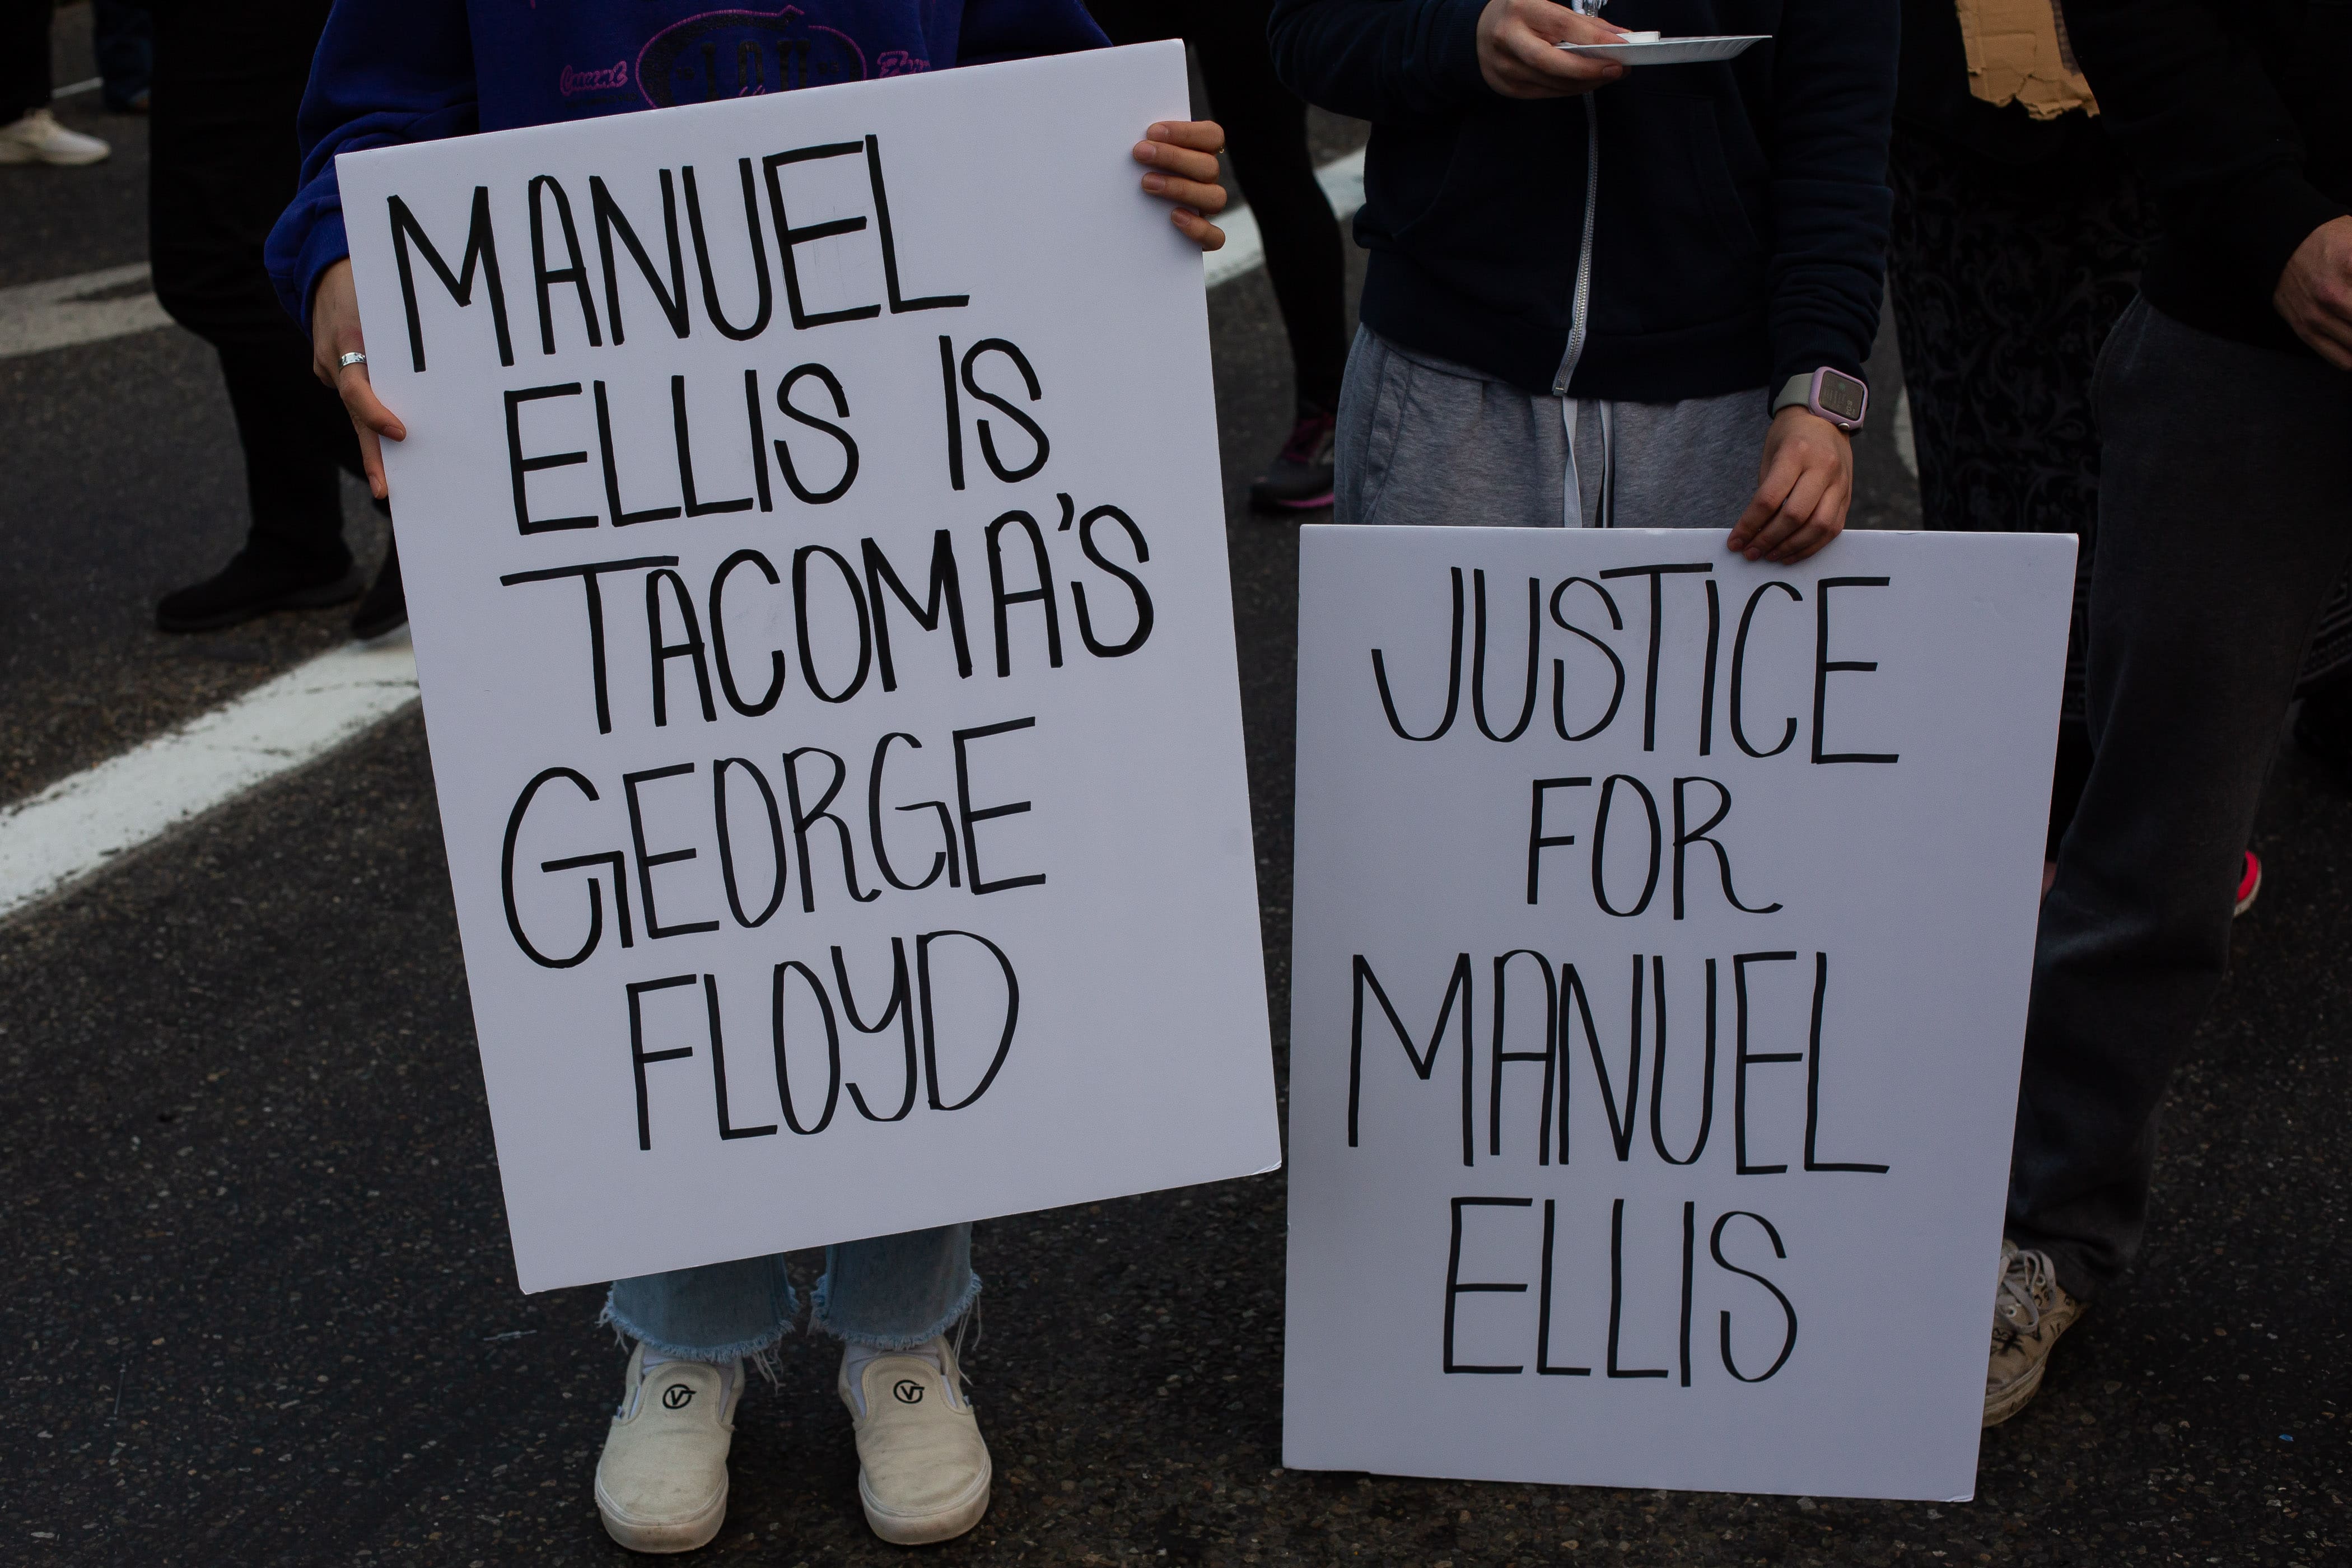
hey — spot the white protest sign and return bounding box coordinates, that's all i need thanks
[1282,527,2074,1501]
[335,42,1278,1294]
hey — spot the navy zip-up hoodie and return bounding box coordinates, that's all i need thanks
[265,0,1107,328]
[1268,0,1897,402]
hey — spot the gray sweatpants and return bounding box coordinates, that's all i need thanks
[2011,297,2352,1300]
[1332,326,1770,531]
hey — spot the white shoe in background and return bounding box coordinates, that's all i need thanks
[0,109,111,167]
[839,1334,992,1544]
[594,1343,739,1553]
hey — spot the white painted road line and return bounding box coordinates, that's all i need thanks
[0,634,419,922]
[1206,148,1365,290]
[0,146,1365,922]
[0,262,175,360]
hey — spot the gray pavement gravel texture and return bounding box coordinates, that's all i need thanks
[2,17,2344,1565]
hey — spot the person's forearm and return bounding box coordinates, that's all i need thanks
[1267,0,1492,122]
[1761,0,1897,389]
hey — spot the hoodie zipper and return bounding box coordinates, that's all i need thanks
[1555,94,1602,398]
[1556,94,1602,526]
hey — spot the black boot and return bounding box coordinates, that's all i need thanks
[157,549,364,633]
[352,531,407,639]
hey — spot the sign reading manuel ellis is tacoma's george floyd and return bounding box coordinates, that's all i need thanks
[1284,527,2075,1501]
[335,43,1278,1294]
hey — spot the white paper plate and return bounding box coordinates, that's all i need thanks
[1557,34,1768,64]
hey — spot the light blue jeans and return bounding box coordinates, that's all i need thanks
[603,1224,978,1362]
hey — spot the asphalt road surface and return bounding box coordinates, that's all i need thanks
[2,12,2341,1565]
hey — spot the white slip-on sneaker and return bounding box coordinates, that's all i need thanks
[595,1344,739,1553]
[838,1335,992,1546]
[0,110,111,167]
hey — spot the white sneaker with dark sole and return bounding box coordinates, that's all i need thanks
[595,1345,738,1553]
[839,1336,992,1545]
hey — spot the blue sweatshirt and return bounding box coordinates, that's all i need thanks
[266,0,1107,328]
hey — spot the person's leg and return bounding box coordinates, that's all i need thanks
[93,0,153,113]
[2008,297,2352,1302]
[0,0,107,164]
[1200,2,1348,512]
[594,1255,796,1552]
[154,337,366,633]
[605,1253,800,1362]
[811,1223,980,1347]
[0,0,53,125]
[1090,0,1350,512]
[146,1,324,346]
[2290,573,2352,785]
[2045,720,2094,864]
[813,1224,991,1544]
[214,338,362,575]
[149,0,378,630]
[1191,0,1347,417]
[351,528,408,640]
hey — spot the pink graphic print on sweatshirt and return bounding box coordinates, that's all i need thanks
[633,5,928,107]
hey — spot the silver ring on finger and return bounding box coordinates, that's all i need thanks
[337,351,368,370]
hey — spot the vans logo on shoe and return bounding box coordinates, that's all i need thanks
[892,1379,925,1406]
[661,1384,695,1410]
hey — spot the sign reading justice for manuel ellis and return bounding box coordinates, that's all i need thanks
[1284,526,2074,1501]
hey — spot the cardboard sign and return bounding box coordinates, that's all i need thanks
[335,43,1278,1294]
[1957,0,2098,120]
[1282,527,2074,1501]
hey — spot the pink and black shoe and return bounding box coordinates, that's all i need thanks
[1248,409,1336,515]
[2234,850,2262,917]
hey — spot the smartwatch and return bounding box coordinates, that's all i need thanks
[1772,367,1868,433]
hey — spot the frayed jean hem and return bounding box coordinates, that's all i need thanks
[597,1292,796,1365]
[808,1269,981,1350]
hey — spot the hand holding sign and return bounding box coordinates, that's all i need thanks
[1729,409,1853,565]
[1131,121,1230,250]
[311,258,404,500]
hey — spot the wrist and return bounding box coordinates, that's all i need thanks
[2276,215,2352,296]
[1774,405,1844,435]
[2233,176,2349,310]
[1464,0,1516,99]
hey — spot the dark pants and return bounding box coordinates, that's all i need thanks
[1088,0,1348,414]
[95,0,151,110]
[2008,297,2352,1300]
[0,0,53,123]
[149,0,362,578]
